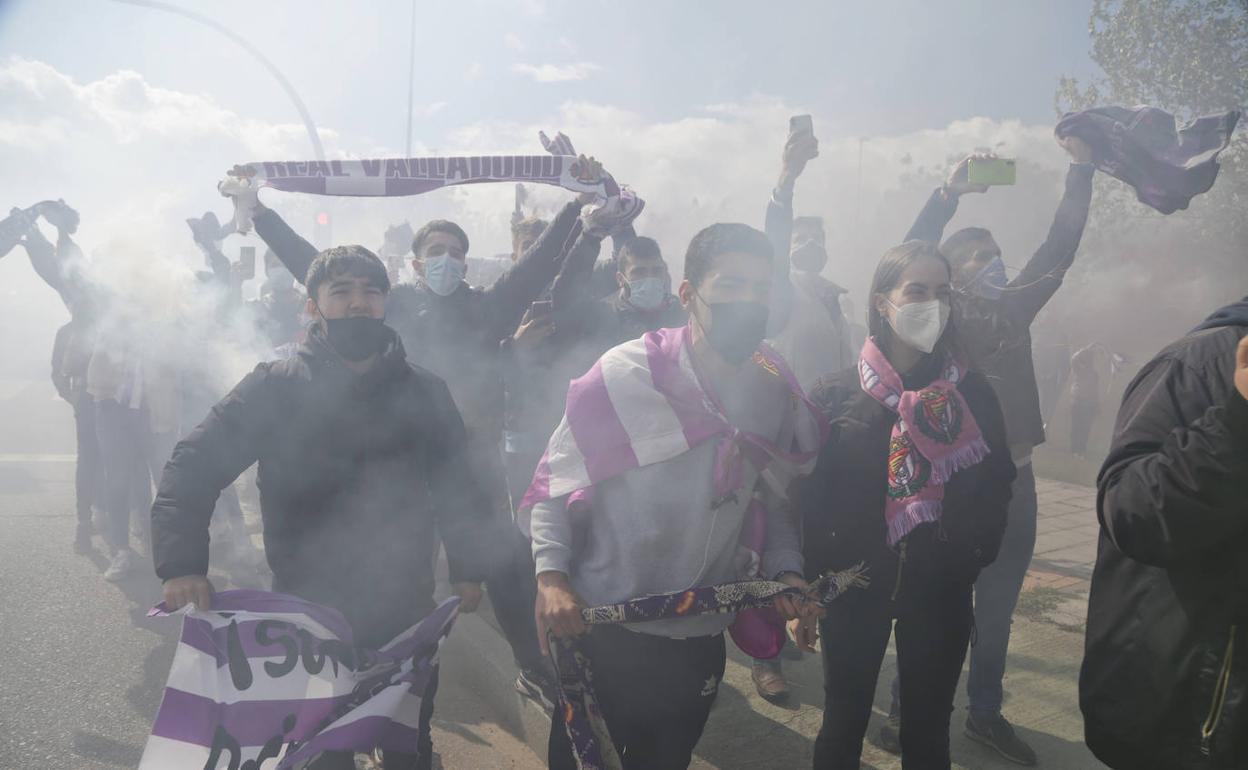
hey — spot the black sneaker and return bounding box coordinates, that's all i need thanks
[516,667,556,709]
[874,711,901,755]
[965,712,1038,766]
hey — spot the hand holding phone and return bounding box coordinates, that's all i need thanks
[966,157,1017,186]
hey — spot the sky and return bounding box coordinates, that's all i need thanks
[0,0,1105,376]
[0,0,1099,145]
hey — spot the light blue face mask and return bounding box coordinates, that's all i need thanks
[626,276,666,311]
[423,254,466,297]
[970,256,1008,300]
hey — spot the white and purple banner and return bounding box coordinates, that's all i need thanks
[220,153,622,234]
[139,590,458,770]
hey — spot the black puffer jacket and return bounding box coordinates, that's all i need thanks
[152,327,501,644]
[1082,315,1248,770]
[792,356,1015,588]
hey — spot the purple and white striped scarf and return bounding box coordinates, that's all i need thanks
[519,324,826,518]
[138,590,457,770]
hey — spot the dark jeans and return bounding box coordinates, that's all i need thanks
[309,667,439,770]
[468,441,542,673]
[815,560,974,770]
[73,396,103,524]
[95,400,173,552]
[1070,401,1098,455]
[966,462,1038,716]
[547,626,726,770]
[487,527,545,672]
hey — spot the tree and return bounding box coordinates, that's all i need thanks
[1053,0,1247,343]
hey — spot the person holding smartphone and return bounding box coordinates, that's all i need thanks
[874,131,1096,764]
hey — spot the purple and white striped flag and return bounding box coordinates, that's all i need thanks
[139,590,458,770]
[220,153,621,234]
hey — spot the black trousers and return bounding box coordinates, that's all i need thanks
[486,527,545,672]
[72,396,102,524]
[813,560,974,770]
[1070,400,1098,455]
[547,625,726,770]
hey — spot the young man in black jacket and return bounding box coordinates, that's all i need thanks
[890,134,1096,764]
[1081,297,1248,770]
[152,246,496,770]
[242,196,583,702]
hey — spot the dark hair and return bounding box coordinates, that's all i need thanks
[682,223,772,289]
[511,215,546,243]
[305,245,391,301]
[940,226,993,267]
[411,219,470,256]
[792,215,824,232]
[866,240,960,359]
[618,235,663,270]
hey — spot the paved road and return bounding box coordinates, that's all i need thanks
[0,455,543,770]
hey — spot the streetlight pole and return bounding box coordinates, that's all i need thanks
[108,0,326,162]
[405,0,417,158]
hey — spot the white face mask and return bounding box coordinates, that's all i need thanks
[626,276,666,311]
[423,254,466,297]
[885,298,950,354]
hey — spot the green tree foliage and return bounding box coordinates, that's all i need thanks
[1054,0,1246,290]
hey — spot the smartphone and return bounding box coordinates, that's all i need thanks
[789,114,814,136]
[237,246,256,280]
[967,157,1017,186]
[528,299,553,318]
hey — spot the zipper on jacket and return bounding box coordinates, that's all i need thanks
[1199,625,1236,757]
[890,542,907,602]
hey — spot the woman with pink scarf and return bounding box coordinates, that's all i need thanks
[791,240,1016,770]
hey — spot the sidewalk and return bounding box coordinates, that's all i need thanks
[465,475,1107,769]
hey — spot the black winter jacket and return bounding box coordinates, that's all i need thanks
[792,357,1015,590]
[1081,321,1248,769]
[151,327,499,642]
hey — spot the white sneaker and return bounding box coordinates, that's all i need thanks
[104,549,137,582]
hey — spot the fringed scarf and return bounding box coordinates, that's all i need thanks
[858,337,989,545]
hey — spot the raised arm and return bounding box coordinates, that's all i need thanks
[1004,138,1095,324]
[20,224,67,299]
[482,200,582,341]
[1096,335,1248,567]
[252,203,319,286]
[765,130,819,335]
[902,153,993,244]
[549,228,604,312]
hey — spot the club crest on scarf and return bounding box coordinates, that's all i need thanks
[858,337,990,545]
[887,432,932,501]
[914,389,964,445]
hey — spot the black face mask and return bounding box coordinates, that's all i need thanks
[322,316,389,361]
[700,300,769,365]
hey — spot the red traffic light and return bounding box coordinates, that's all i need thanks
[316,212,330,226]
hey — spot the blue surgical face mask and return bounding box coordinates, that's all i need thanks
[423,254,466,297]
[970,256,1007,300]
[626,276,666,311]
